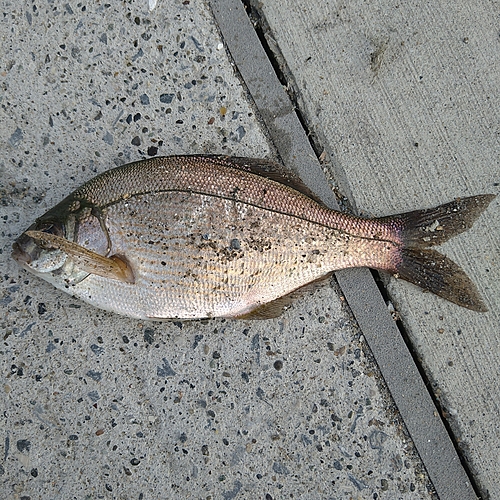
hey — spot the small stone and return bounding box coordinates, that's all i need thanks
[9,127,23,147]
[230,125,246,142]
[272,462,289,475]
[88,391,100,402]
[90,344,104,356]
[157,358,176,377]
[144,327,155,344]
[86,370,102,382]
[160,93,174,103]
[16,439,31,453]
[103,131,113,145]
[229,238,240,250]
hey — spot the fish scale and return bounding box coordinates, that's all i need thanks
[77,156,394,242]
[12,155,495,318]
[99,191,353,318]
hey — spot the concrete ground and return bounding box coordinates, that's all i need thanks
[1,0,497,499]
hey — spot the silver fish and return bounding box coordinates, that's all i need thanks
[12,155,494,319]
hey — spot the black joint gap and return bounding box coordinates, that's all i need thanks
[242,0,323,158]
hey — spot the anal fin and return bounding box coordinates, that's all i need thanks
[234,272,333,320]
[234,295,293,320]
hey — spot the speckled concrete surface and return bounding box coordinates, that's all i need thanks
[1,1,435,498]
[2,285,434,499]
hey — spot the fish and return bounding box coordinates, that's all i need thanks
[12,155,495,320]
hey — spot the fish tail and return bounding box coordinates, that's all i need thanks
[394,247,488,311]
[381,194,495,311]
[383,194,495,249]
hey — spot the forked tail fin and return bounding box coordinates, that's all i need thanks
[396,247,488,311]
[381,194,495,311]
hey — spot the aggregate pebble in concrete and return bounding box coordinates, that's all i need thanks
[2,1,434,498]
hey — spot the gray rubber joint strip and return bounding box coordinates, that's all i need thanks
[210,1,477,499]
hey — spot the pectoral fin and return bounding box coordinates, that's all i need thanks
[25,230,135,284]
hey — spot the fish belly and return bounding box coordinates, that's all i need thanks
[69,191,385,319]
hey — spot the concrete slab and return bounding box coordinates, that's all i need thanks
[256,0,499,497]
[1,0,435,499]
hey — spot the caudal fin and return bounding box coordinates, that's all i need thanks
[383,194,495,311]
[382,194,495,248]
[396,247,488,311]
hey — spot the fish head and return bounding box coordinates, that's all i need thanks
[12,195,108,286]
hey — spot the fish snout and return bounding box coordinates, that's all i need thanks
[12,231,40,265]
[12,240,33,265]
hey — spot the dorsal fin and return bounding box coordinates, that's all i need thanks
[205,155,328,206]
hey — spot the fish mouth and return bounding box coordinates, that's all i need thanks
[12,220,67,267]
[12,240,33,265]
[12,226,45,267]
[12,229,41,265]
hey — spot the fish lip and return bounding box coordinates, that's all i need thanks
[12,227,40,266]
[12,240,32,265]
